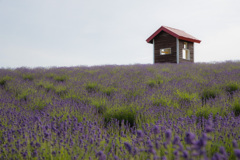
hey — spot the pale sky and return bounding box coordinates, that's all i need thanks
[1,0,240,68]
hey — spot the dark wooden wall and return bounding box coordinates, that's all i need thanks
[179,40,194,63]
[153,31,177,63]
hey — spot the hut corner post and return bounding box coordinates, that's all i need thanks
[153,39,155,64]
[176,38,179,64]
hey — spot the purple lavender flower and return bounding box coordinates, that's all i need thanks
[21,151,28,158]
[114,155,119,160]
[162,156,167,160]
[183,150,188,159]
[212,153,222,160]
[195,136,207,149]
[96,151,106,160]
[124,142,132,153]
[185,132,195,145]
[137,130,144,138]
[148,148,156,154]
[206,119,213,133]
[52,151,56,156]
[31,150,37,157]
[173,135,180,145]
[133,147,138,156]
[153,155,159,160]
[234,149,240,158]
[174,150,179,157]
[155,141,160,149]
[233,140,238,148]
[153,125,160,134]
[219,146,228,159]
[165,129,172,142]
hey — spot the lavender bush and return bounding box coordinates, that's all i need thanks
[0,61,240,159]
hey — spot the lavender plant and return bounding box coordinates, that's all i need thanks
[0,62,240,159]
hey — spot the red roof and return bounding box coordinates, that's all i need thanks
[146,26,201,44]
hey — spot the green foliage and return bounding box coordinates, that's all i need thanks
[104,106,137,127]
[54,75,68,82]
[85,70,99,74]
[54,85,67,97]
[125,89,144,102]
[0,76,12,86]
[233,99,240,116]
[46,73,55,79]
[146,79,156,88]
[37,81,54,92]
[201,88,220,103]
[66,94,91,105]
[162,68,170,73]
[101,86,117,96]
[22,74,34,81]
[91,98,107,114]
[146,67,155,73]
[36,80,44,88]
[193,106,227,119]
[152,97,170,106]
[146,76,163,88]
[98,74,108,79]
[85,82,99,92]
[0,79,6,86]
[176,90,198,103]
[16,89,30,101]
[225,82,239,95]
[33,99,48,111]
[44,83,55,92]
[155,75,164,85]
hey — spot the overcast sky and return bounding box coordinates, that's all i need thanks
[0,0,240,68]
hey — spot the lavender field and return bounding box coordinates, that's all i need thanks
[0,62,240,160]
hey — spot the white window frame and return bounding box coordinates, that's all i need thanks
[182,49,190,60]
[160,48,171,55]
[184,42,188,49]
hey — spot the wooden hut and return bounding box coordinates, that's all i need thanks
[146,26,201,63]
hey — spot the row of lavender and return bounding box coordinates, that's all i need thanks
[0,61,240,159]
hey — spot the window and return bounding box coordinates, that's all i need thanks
[160,48,171,55]
[182,49,190,60]
[184,42,187,49]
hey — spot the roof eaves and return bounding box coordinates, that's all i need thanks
[146,26,179,43]
[146,26,201,44]
[178,36,201,43]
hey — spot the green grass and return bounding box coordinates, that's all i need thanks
[53,75,68,82]
[176,90,198,104]
[15,89,30,101]
[146,79,157,87]
[33,99,48,111]
[54,85,67,97]
[225,82,239,95]
[85,82,99,93]
[152,96,171,107]
[104,105,137,127]
[0,76,12,86]
[233,99,240,116]
[36,81,55,92]
[101,86,117,96]
[146,76,163,88]
[22,74,34,81]
[201,88,220,104]
[91,98,108,114]
[191,105,227,119]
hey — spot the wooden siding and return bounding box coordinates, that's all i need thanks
[179,40,194,63]
[153,31,177,63]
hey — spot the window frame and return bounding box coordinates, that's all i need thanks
[182,48,190,60]
[184,42,188,49]
[160,48,171,55]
